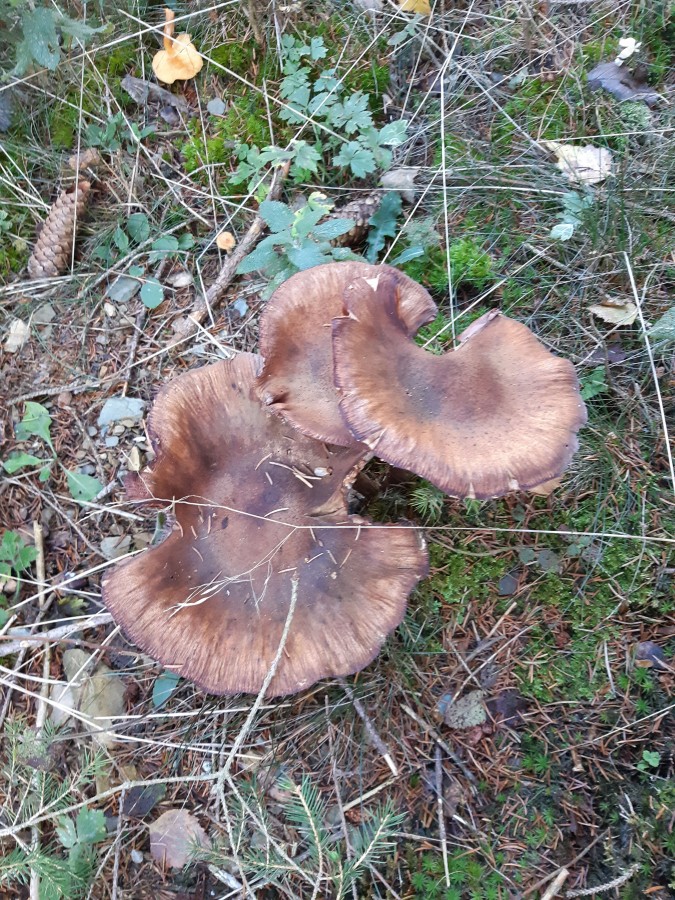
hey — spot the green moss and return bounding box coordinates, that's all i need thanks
[102,43,137,78]
[492,78,584,148]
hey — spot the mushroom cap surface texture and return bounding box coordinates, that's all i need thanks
[152,8,203,84]
[102,353,427,696]
[257,262,438,447]
[333,274,587,499]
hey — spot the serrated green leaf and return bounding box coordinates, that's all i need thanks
[152,671,182,709]
[236,242,280,275]
[14,8,61,74]
[550,222,575,241]
[66,470,104,503]
[311,218,355,241]
[327,93,372,135]
[127,213,150,243]
[15,402,53,449]
[259,200,295,233]
[2,453,44,474]
[378,119,408,146]
[333,141,376,179]
[55,816,78,850]
[309,36,327,60]
[291,140,321,174]
[648,306,675,342]
[365,191,402,263]
[140,279,165,309]
[286,244,332,270]
[75,807,107,844]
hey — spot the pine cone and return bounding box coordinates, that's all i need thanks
[327,191,383,248]
[27,181,91,279]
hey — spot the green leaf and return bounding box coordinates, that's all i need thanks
[641,750,660,768]
[378,119,408,146]
[178,233,194,250]
[291,140,321,174]
[550,222,575,241]
[152,671,182,709]
[333,141,376,179]
[3,453,44,474]
[309,36,327,60]
[0,531,37,571]
[128,265,145,277]
[259,200,295,233]
[391,246,425,264]
[140,279,165,309]
[327,93,372,135]
[151,236,179,255]
[14,8,61,74]
[56,816,78,850]
[66,470,104,503]
[286,244,332,270]
[127,213,150,243]
[75,808,107,844]
[648,306,675,342]
[236,242,280,275]
[580,366,608,401]
[113,226,129,253]
[365,191,402,263]
[312,218,356,241]
[15,402,53,449]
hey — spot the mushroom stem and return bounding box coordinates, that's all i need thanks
[162,8,176,53]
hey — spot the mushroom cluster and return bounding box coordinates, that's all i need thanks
[103,262,586,697]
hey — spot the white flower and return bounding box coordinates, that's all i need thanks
[615,37,641,67]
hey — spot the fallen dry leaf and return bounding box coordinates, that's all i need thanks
[149,809,209,868]
[588,301,638,326]
[68,148,101,171]
[399,0,431,13]
[380,167,419,203]
[4,318,30,353]
[58,649,127,747]
[543,141,613,185]
[216,230,236,252]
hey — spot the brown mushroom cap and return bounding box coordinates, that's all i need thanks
[333,274,587,499]
[152,8,203,84]
[257,262,437,447]
[102,353,427,696]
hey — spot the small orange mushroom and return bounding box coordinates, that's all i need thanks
[152,8,203,85]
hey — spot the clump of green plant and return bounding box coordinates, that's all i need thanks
[85,111,154,154]
[580,366,609,401]
[448,237,493,288]
[2,402,104,502]
[230,34,407,188]
[409,480,446,523]
[410,848,506,900]
[236,192,359,295]
[0,718,107,899]
[197,774,404,897]
[0,530,36,612]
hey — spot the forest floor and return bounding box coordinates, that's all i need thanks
[0,1,673,898]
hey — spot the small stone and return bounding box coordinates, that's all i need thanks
[130,849,143,864]
[207,97,227,116]
[1,577,17,595]
[57,392,73,408]
[128,446,142,472]
[80,463,96,475]
[167,270,193,288]
[87,426,98,437]
[98,397,146,427]
[498,572,519,596]
[105,436,120,448]
[133,531,153,550]
[119,418,137,428]
[232,298,248,317]
[112,425,126,436]
[104,302,116,318]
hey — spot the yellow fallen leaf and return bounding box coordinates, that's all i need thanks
[588,301,638,326]
[399,0,431,14]
[216,230,236,252]
[543,141,613,184]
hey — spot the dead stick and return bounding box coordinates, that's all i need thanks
[0,612,114,656]
[340,679,398,776]
[190,160,292,329]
